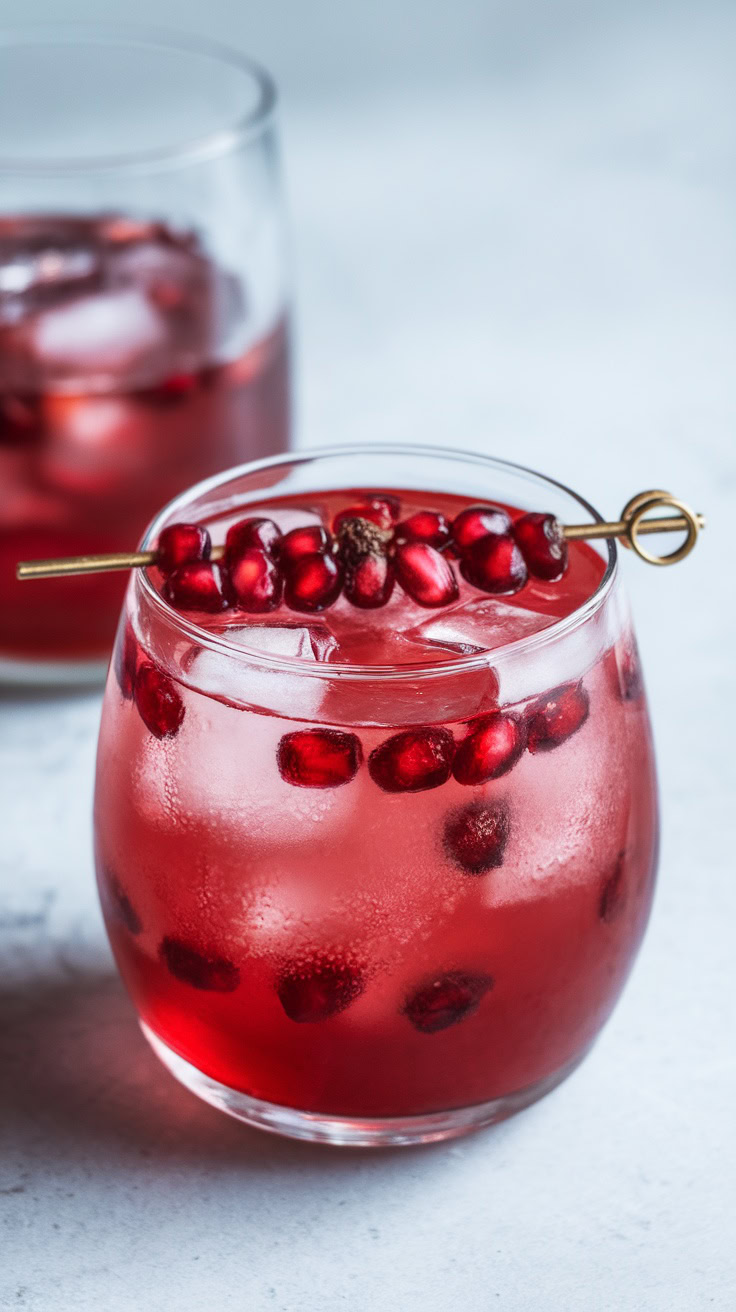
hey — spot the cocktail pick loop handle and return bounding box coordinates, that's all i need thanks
[15,488,706,579]
[561,490,705,566]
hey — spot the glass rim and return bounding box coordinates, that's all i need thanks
[0,23,277,175]
[136,444,619,686]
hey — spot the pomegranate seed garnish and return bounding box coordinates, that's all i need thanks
[284,552,343,612]
[394,542,459,608]
[160,937,240,992]
[156,522,211,576]
[451,504,512,553]
[526,682,590,753]
[394,510,451,549]
[444,800,510,874]
[336,516,395,609]
[163,561,228,613]
[344,552,395,608]
[113,620,138,701]
[277,728,363,788]
[599,851,627,924]
[134,661,185,740]
[225,516,282,559]
[460,534,528,595]
[513,512,568,581]
[452,713,526,786]
[226,548,283,613]
[368,727,455,793]
[277,957,365,1022]
[277,524,333,567]
[333,496,399,534]
[100,868,142,935]
[403,970,494,1033]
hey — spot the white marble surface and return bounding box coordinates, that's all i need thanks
[2,8,736,1309]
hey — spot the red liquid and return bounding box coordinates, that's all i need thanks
[94,489,658,1120]
[0,216,290,665]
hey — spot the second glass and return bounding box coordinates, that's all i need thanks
[0,27,291,680]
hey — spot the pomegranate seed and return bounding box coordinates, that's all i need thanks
[160,936,240,992]
[149,372,198,404]
[336,515,393,609]
[369,727,455,793]
[619,650,643,702]
[100,868,142,935]
[394,510,451,549]
[277,957,365,1022]
[113,620,138,700]
[403,970,494,1033]
[460,534,528,595]
[284,552,343,612]
[452,713,525,785]
[333,496,400,534]
[225,516,282,559]
[526,682,590,753]
[607,638,644,702]
[344,553,395,609]
[451,504,511,553]
[513,512,568,581]
[0,395,39,446]
[134,661,185,740]
[156,522,211,575]
[226,548,283,613]
[599,851,627,924]
[444,800,510,874]
[394,542,459,608]
[163,561,228,613]
[148,279,186,311]
[277,524,333,567]
[277,728,363,788]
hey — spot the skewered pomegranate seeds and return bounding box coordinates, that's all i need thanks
[226,548,283,613]
[513,512,568,581]
[163,562,228,613]
[157,522,211,575]
[225,516,282,559]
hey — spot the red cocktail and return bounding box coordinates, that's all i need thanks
[94,448,658,1145]
[0,31,289,678]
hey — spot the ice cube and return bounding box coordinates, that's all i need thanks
[401,595,556,658]
[317,592,455,667]
[30,287,168,382]
[184,622,336,717]
[218,620,338,663]
[0,242,99,297]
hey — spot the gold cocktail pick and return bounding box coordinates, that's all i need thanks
[15,489,705,581]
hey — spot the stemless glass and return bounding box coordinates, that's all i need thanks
[93,446,659,1147]
[0,26,290,682]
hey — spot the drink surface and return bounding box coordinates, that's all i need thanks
[0,215,290,664]
[94,484,658,1120]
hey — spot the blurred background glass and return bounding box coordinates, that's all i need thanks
[0,27,290,681]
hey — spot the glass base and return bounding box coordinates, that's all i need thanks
[142,1022,588,1148]
[0,653,108,687]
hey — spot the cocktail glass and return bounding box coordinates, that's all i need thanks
[94,446,658,1146]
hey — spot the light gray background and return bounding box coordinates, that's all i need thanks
[2,3,735,1309]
